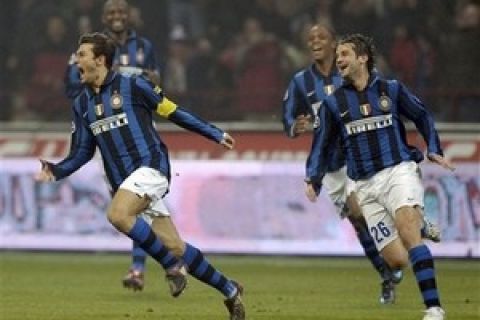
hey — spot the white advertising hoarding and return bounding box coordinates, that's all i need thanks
[0,159,478,257]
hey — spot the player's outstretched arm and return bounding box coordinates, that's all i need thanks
[427,153,455,171]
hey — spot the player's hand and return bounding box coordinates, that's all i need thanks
[35,159,56,182]
[220,132,235,150]
[305,182,318,202]
[293,114,311,135]
[427,153,455,171]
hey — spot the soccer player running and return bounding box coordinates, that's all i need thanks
[305,33,453,320]
[37,33,245,320]
[283,24,401,304]
[64,0,161,291]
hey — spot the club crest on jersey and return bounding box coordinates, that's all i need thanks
[95,103,104,116]
[379,95,392,112]
[154,86,162,94]
[110,93,123,109]
[323,85,335,96]
[359,103,371,116]
[136,48,145,64]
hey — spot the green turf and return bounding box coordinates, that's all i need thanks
[0,252,478,320]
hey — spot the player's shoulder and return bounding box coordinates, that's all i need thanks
[292,65,312,79]
[135,33,154,49]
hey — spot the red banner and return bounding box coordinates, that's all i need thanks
[0,131,478,162]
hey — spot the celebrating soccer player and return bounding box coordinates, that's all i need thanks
[37,32,245,320]
[305,33,453,320]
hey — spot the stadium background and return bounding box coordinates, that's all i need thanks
[0,0,479,255]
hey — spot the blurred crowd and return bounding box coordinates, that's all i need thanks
[0,0,479,123]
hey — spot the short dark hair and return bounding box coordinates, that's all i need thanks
[78,32,115,69]
[338,33,376,72]
[312,23,337,40]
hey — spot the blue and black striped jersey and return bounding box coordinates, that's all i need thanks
[282,64,344,172]
[65,30,160,99]
[51,71,224,191]
[307,74,443,183]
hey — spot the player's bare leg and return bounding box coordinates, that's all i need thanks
[107,189,187,297]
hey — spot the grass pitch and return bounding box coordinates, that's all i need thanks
[0,252,478,320]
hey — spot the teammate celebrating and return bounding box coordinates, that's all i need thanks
[306,33,452,320]
[283,24,401,304]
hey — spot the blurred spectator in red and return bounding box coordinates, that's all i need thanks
[232,17,288,119]
[23,14,71,121]
[441,1,480,121]
[389,25,417,87]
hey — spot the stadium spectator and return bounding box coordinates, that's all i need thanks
[63,0,162,291]
[24,14,71,121]
[163,24,191,105]
[0,0,478,123]
[282,24,403,304]
[331,0,377,36]
[305,33,453,320]
[388,25,417,87]
[36,32,245,320]
[5,0,59,120]
[166,0,206,40]
[59,0,102,38]
[185,37,229,119]
[232,17,288,119]
[441,1,480,121]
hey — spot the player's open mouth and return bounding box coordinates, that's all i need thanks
[78,67,85,75]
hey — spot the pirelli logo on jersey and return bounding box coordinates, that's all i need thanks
[345,114,392,135]
[90,113,129,136]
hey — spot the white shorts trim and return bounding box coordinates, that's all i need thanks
[353,161,424,251]
[119,167,171,223]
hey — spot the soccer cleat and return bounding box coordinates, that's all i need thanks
[122,269,144,291]
[421,218,441,243]
[165,261,188,298]
[423,306,445,320]
[379,279,395,304]
[224,281,245,320]
[391,269,403,285]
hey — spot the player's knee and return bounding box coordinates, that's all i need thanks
[107,206,129,231]
[386,255,408,270]
[382,239,409,269]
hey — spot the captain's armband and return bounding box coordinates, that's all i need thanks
[156,97,177,117]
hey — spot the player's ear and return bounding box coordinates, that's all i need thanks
[359,54,368,65]
[96,54,106,67]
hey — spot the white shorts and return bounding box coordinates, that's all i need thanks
[323,166,353,218]
[119,167,171,225]
[353,161,424,251]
